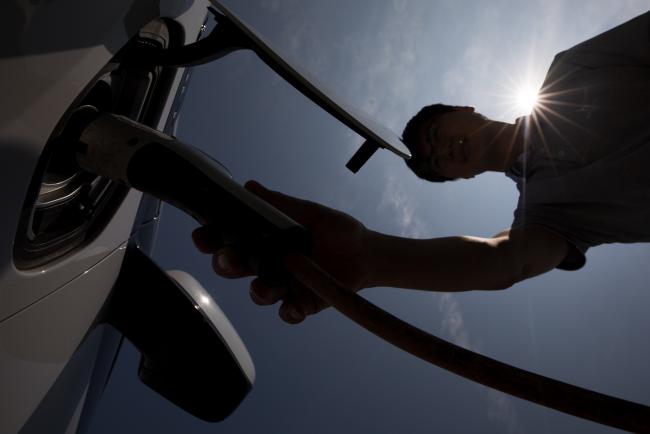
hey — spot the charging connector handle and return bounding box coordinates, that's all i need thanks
[77,113,310,285]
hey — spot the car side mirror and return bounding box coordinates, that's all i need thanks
[109,247,254,422]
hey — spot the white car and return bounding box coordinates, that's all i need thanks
[0,2,256,432]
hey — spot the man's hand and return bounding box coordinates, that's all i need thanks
[192,180,370,324]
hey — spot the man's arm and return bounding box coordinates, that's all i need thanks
[364,224,570,291]
[193,181,571,323]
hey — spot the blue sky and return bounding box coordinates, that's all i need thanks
[90,1,650,433]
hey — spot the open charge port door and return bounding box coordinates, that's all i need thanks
[108,247,255,422]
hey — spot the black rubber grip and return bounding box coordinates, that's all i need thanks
[127,142,310,285]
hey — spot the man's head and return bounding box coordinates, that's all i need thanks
[402,104,458,182]
[402,104,494,182]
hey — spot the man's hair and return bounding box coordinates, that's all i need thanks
[401,103,458,183]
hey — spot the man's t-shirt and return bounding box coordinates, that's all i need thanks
[506,11,650,270]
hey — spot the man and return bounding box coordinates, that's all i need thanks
[193,11,650,324]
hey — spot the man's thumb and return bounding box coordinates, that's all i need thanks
[243,180,312,221]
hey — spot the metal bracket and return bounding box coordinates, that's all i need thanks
[346,140,379,173]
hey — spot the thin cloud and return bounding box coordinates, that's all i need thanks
[379,173,427,238]
[436,294,526,433]
[486,389,526,434]
[251,0,418,144]
[338,3,428,132]
[437,293,472,349]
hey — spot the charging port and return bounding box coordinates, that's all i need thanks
[14,18,180,269]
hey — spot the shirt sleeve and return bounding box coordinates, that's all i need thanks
[511,205,587,271]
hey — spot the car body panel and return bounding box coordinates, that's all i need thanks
[0,0,209,432]
[0,243,126,434]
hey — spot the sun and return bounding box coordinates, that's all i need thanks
[491,56,547,120]
[514,85,539,114]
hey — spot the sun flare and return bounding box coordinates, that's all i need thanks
[514,86,539,114]
[493,61,545,120]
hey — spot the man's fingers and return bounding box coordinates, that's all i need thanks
[286,279,323,317]
[277,279,327,324]
[279,300,306,324]
[195,181,337,324]
[192,225,223,253]
[248,276,325,325]
[249,279,308,324]
[249,278,287,306]
[211,247,252,278]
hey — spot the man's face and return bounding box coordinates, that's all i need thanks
[415,107,492,180]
